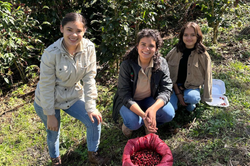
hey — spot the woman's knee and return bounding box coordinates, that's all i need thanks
[120,106,141,130]
[85,117,100,128]
[123,116,141,130]
[184,89,201,104]
[169,95,178,111]
[161,103,175,122]
[185,95,201,104]
[166,111,175,122]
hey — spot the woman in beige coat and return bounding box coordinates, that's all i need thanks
[166,22,212,112]
[34,12,108,166]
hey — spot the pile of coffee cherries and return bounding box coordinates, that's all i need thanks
[130,149,162,166]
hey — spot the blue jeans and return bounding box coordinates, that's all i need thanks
[170,88,201,111]
[34,100,101,158]
[120,97,175,130]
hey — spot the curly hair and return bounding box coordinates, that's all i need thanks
[176,22,206,54]
[124,29,163,71]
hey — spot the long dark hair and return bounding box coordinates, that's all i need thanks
[61,12,87,29]
[124,29,163,71]
[176,22,206,54]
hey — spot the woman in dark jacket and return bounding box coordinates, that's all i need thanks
[113,29,175,138]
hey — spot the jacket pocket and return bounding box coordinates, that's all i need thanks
[56,61,71,81]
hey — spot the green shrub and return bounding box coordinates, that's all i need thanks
[197,0,247,44]
[0,1,44,86]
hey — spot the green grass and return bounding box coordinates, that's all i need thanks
[1,11,250,166]
[1,60,249,166]
[0,104,46,165]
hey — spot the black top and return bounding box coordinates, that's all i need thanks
[176,47,195,85]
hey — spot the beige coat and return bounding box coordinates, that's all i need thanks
[35,37,97,115]
[166,47,212,102]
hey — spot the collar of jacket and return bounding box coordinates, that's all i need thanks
[130,58,159,73]
[128,58,161,97]
[53,37,88,56]
[178,48,199,56]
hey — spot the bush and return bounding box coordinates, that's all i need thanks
[197,0,247,44]
[0,1,44,86]
[94,0,193,72]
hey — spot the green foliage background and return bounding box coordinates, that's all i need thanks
[0,0,250,166]
[0,0,219,87]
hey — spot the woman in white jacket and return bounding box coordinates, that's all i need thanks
[34,12,108,166]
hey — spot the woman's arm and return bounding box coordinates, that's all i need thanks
[144,58,173,132]
[39,49,58,131]
[39,50,56,115]
[173,83,180,94]
[129,103,145,118]
[202,52,213,102]
[173,83,187,106]
[82,44,103,124]
[117,61,138,109]
[82,44,98,113]
[144,98,164,133]
[156,58,173,103]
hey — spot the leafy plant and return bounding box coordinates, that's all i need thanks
[160,36,179,57]
[93,0,198,72]
[94,0,168,72]
[0,1,44,85]
[10,0,77,46]
[197,0,244,44]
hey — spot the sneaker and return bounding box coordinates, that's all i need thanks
[51,156,61,166]
[122,123,132,138]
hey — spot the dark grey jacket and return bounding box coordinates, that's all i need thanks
[112,57,173,122]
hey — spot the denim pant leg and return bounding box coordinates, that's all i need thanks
[138,97,175,126]
[34,101,61,158]
[120,106,142,130]
[156,102,175,126]
[183,88,201,111]
[169,91,178,111]
[63,100,101,152]
[120,97,175,130]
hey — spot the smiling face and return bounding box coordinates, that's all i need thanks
[137,37,157,64]
[60,21,86,51]
[183,27,197,49]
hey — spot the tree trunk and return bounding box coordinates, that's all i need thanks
[14,61,27,84]
[213,28,217,44]
[213,21,219,44]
